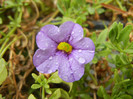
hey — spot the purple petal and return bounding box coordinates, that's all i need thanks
[58,52,84,82]
[72,37,95,50]
[69,55,84,81]
[35,52,61,74]
[59,21,75,42]
[36,31,57,50]
[71,50,95,64]
[69,23,84,44]
[41,25,60,43]
[58,52,74,82]
[33,49,56,67]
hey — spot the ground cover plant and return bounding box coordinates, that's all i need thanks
[0,0,133,99]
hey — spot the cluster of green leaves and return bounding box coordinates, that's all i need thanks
[29,72,72,99]
[90,22,133,98]
[56,0,112,25]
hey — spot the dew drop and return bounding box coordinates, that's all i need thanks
[49,56,53,60]
[78,50,82,52]
[72,31,74,34]
[48,70,52,73]
[69,37,73,41]
[37,55,40,58]
[78,57,85,64]
[69,58,73,61]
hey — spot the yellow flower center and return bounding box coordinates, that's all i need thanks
[57,42,72,53]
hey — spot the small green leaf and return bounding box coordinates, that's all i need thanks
[118,94,132,99]
[0,17,2,24]
[127,86,133,95]
[117,25,132,45]
[109,22,118,43]
[124,42,133,53]
[87,6,95,15]
[31,84,41,89]
[97,86,110,99]
[60,89,70,99]
[49,89,61,99]
[44,84,49,88]
[46,89,52,94]
[28,94,36,99]
[0,58,7,85]
[63,82,73,93]
[97,28,108,44]
[80,94,92,99]
[48,72,63,83]
[0,94,2,98]
[32,73,38,80]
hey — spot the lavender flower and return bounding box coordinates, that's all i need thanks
[33,21,95,82]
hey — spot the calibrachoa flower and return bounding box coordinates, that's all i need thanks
[33,21,95,82]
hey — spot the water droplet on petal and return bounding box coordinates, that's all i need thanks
[78,57,85,64]
[78,50,82,52]
[72,31,74,34]
[48,70,52,73]
[37,55,40,58]
[49,56,53,60]
[69,37,73,41]
[69,58,73,61]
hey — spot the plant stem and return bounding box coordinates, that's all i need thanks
[0,38,9,54]
[0,35,22,58]
[42,87,45,99]
[0,27,17,44]
[88,72,98,85]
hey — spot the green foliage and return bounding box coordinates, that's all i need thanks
[0,58,7,85]
[97,86,110,99]
[28,94,36,99]
[31,72,72,99]
[49,88,69,99]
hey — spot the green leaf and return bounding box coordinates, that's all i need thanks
[118,94,132,99]
[117,25,132,46]
[44,84,49,88]
[31,84,41,89]
[48,72,63,83]
[87,6,95,15]
[80,94,92,99]
[60,89,70,99]
[0,94,2,98]
[97,86,110,99]
[105,42,118,50]
[49,88,69,99]
[63,82,73,93]
[91,32,97,44]
[28,94,36,99]
[109,22,118,43]
[46,89,52,94]
[127,86,133,95]
[124,42,133,53]
[49,89,61,99]
[32,73,38,80]
[0,17,2,24]
[97,28,108,43]
[0,58,7,85]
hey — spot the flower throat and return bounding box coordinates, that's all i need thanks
[57,42,72,53]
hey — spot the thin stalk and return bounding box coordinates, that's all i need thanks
[42,87,45,99]
[0,35,22,58]
[0,27,17,44]
[116,0,125,11]
[88,72,98,85]
[0,38,9,54]
[95,0,113,9]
